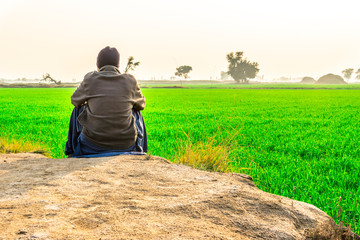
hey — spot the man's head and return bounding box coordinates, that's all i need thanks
[96,46,120,69]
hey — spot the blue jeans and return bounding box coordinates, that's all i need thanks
[65,106,148,158]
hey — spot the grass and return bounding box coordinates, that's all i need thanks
[0,87,359,233]
[0,136,48,156]
[4,81,360,90]
[174,135,232,172]
[140,83,360,89]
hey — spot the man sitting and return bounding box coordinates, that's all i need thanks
[65,46,147,158]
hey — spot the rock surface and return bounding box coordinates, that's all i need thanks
[0,153,358,240]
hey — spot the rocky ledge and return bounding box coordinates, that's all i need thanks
[0,153,358,240]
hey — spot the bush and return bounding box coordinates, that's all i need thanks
[174,136,232,172]
[316,74,347,84]
[301,76,316,84]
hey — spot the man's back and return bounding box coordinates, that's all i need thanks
[71,65,145,150]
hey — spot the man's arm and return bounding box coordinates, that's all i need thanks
[71,79,87,108]
[133,83,145,111]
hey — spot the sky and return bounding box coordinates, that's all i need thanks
[0,0,359,81]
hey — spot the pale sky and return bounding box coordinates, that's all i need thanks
[0,0,359,81]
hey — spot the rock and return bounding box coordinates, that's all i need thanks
[316,73,347,84]
[300,76,316,84]
[0,153,358,240]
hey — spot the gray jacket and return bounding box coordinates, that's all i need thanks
[71,65,145,149]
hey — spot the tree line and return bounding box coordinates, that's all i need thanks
[42,56,141,85]
[42,53,260,84]
[43,53,359,84]
[174,52,259,83]
[342,68,360,80]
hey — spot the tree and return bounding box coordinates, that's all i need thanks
[301,76,315,84]
[41,73,61,85]
[356,68,360,80]
[124,56,140,74]
[341,68,353,81]
[316,73,346,84]
[226,52,259,83]
[175,65,192,79]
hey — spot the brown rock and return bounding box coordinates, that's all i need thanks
[0,153,358,240]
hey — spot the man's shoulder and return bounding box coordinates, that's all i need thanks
[120,74,138,84]
[84,71,97,80]
[121,73,136,80]
[83,71,137,86]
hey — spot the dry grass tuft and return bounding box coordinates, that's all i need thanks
[174,136,232,172]
[0,137,49,156]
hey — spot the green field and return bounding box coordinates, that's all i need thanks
[140,83,360,89]
[0,87,359,233]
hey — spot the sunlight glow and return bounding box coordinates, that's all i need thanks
[0,0,359,81]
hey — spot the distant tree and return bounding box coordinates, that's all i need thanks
[300,76,315,84]
[41,73,61,85]
[341,68,354,81]
[124,56,140,74]
[175,65,192,79]
[226,52,259,83]
[220,71,229,81]
[356,68,360,80]
[316,73,346,84]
